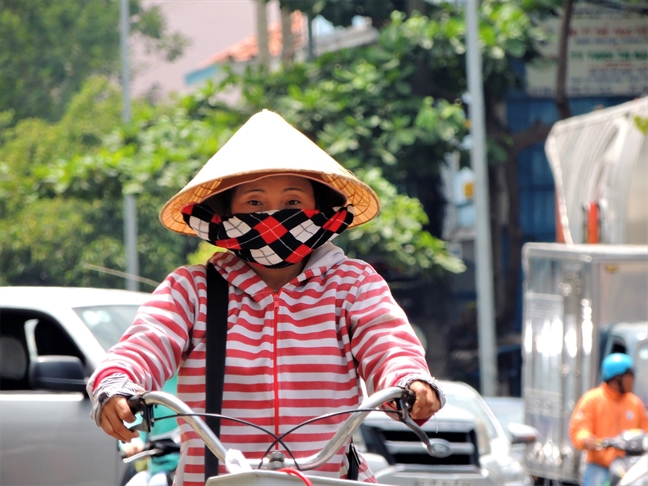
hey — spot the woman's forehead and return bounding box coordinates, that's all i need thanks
[233,174,314,194]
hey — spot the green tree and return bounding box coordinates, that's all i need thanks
[0,78,191,287]
[280,0,413,28]
[32,79,463,282]
[2,0,562,321]
[238,0,562,334]
[0,0,188,124]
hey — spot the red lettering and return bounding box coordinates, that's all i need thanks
[635,26,648,36]
[613,28,632,36]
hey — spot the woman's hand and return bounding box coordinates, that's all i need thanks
[121,438,145,457]
[408,380,442,420]
[99,396,140,442]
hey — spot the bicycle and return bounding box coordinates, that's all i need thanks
[126,386,441,485]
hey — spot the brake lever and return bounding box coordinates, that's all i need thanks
[126,394,152,433]
[394,388,416,421]
[395,388,439,457]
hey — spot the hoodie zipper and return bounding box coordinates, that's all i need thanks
[272,291,280,447]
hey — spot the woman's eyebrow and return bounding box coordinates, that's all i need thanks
[282,186,309,193]
[238,187,266,195]
[237,185,309,195]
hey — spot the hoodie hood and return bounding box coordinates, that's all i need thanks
[207,242,347,299]
[302,242,346,275]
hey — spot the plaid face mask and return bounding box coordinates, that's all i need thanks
[181,204,355,268]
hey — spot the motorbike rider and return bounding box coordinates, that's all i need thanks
[569,353,648,486]
[87,109,444,486]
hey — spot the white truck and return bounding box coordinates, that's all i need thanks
[520,97,648,485]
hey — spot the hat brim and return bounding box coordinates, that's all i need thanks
[159,110,380,236]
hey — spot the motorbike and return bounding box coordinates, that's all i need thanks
[599,429,648,486]
[120,429,181,486]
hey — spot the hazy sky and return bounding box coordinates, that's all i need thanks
[133,0,280,98]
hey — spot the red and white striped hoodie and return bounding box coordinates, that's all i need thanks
[89,243,439,486]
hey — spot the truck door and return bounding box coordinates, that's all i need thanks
[634,341,648,406]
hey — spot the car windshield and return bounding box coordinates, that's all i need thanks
[444,385,498,440]
[73,305,139,351]
[484,397,524,433]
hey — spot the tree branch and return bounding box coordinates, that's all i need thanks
[556,0,574,119]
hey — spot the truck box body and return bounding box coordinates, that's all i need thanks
[521,243,648,483]
[545,96,648,246]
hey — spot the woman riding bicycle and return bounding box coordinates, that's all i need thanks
[88,110,445,486]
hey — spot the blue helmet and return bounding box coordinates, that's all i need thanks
[601,353,634,381]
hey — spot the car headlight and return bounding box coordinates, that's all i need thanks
[501,459,531,485]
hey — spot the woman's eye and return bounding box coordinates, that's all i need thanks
[287,199,301,206]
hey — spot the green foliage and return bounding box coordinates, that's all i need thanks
[0,77,121,214]
[1,0,556,287]
[0,193,190,287]
[187,242,227,267]
[168,46,469,274]
[280,0,560,30]
[0,0,188,123]
[338,168,466,276]
[280,0,554,184]
[634,115,648,135]
[0,78,192,287]
[0,198,112,287]
[280,0,411,27]
[216,32,468,181]
[197,2,553,273]
[35,80,463,275]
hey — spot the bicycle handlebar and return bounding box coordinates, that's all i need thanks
[128,391,228,461]
[127,386,428,471]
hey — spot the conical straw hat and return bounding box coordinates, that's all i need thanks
[160,110,380,235]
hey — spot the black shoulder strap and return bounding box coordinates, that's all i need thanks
[205,263,229,481]
[347,442,360,480]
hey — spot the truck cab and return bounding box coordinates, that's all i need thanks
[601,322,648,406]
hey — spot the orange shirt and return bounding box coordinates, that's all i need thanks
[569,382,648,467]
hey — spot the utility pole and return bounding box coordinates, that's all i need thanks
[120,0,139,291]
[256,0,270,69]
[280,6,294,63]
[465,0,497,396]
[307,13,315,62]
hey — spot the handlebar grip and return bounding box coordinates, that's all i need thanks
[404,389,416,410]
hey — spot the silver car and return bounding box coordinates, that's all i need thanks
[482,396,528,465]
[442,381,537,486]
[0,286,150,486]
[356,380,538,486]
